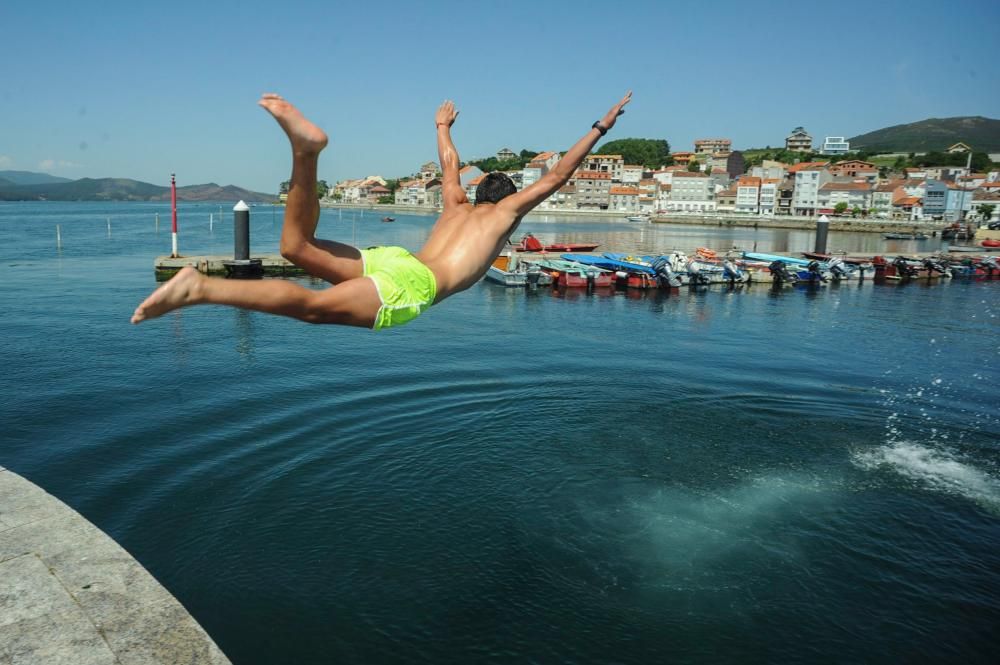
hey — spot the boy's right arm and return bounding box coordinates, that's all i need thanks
[499,91,632,218]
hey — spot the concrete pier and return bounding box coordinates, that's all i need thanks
[0,465,231,664]
[155,254,307,281]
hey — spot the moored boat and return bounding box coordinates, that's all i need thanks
[484,254,553,287]
[514,233,599,253]
[534,258,614,288]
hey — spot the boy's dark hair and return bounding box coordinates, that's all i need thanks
[475,172,517,205]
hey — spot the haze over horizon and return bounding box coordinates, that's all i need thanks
[3,0,998,193]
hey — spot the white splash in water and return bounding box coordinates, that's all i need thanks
[853,442,1000,512]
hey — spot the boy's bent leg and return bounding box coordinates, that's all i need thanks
[259,93,363,284]
[131,267,381,328]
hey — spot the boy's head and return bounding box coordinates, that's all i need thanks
[475,172,517,205]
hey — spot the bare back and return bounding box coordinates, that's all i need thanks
[415,203,521,301]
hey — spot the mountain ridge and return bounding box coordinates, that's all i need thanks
[849,116,1000,153]
[0,175,274,202]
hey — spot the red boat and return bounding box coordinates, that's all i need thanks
[982,238,1000,248]
[514,233,599,253]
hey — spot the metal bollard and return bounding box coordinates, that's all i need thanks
[224,200,263,278]
[234,200,250,260]
[814,214,829,254]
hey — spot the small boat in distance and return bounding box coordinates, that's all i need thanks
[884,232,928,240]
[626,214,649,222]
[382,216,395,222]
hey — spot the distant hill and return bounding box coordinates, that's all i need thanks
[849,116,1000,152]
[0,170,73,186]
[0,177,274,202]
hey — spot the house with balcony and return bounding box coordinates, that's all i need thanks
[496,147,517,162]
[893,196,923,220]
[419,162,439,180]
[694,138,731,155]
[715,188,737,213]
[750,160,788,181]
[581,155,624,182]
[609,186,641,213]
[817,181,872,214]
[759,179,779,215]
[821,137,850,155]
[785,127,813,152]
[829,160,877,179]
[671,151,694,165]
[394,178,441,206]
[549,184,577,210]
[947,142,971,153]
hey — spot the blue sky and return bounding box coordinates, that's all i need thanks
[2,0,998,193]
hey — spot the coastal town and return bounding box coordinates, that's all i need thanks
[320,128,1000,225]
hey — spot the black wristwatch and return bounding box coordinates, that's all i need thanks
[592,121,607,136]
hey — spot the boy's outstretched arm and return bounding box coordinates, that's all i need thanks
[435,100,468,209]
[500,91,632,217]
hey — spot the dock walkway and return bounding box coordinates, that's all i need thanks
[0,465,230,664]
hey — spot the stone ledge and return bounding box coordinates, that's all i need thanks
[0,468,231,664]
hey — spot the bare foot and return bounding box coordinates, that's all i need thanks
[131,266,204,324]
[258,93,328,154]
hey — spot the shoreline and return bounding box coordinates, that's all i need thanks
[319,202,955,234]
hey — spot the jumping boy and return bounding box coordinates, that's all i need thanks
[131,91,631,329]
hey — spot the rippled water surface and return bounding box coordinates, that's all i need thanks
[2,202,998,663]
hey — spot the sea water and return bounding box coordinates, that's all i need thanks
[1,202,997,663]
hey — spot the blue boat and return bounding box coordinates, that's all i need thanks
[560,253,656,275]
[742,251,811,266]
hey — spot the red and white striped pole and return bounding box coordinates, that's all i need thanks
[170,173,179,257]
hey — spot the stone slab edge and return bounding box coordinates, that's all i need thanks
[0,467,231,664]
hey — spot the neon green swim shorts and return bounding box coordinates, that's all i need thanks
[361,246,437,330]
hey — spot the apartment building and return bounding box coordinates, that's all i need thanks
[694,138,731,155]
[785,127,813,152]
[572,171,612,209]
[581,154,624,182]
[667,172,715,212]
[817,181,871,213]
[821,137,851,155]
[735,176,761,214]
[791,167,832,216]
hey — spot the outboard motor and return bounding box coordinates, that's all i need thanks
[978,257,1000,277]
[768,260,797,284]
[722,258,748,284]
[688,260,712,285]
[892,256,919,278]
[806,260,827,283]
[827,257,850,280]
[651,256,682,288]
[669,251,689,274]
[922,257,951,278]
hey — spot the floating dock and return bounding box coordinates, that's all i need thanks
[155,254,307,281]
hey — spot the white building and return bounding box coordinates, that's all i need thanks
[759,180,779,215]
[792,167,832,216]
[621,165,644,185]
[821,137,851,155]
[817,182,872,213]
[666,172,715,212]
[735,177,761,214]
[581,154,624,182]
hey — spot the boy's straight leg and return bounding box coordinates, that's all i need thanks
[131,267,381,327]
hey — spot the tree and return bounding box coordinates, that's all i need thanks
[317,179,329,199]
[851,205,862,218]
[834,202,849,216]
[279,180,290,194]
[519,149,539,161]
[978,203,996,221]
[593,138,671,169]
[378,195,393,205]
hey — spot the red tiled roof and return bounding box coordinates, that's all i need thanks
[788,161,829,173]
[610,187,640,195]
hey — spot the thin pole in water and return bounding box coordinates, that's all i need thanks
[170,173,179,258]
[155,212,159,233]
[56,225,61,250]
[210,213,214,231]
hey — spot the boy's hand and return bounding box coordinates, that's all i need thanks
[599,91,632,131]
[435,100,459,128]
